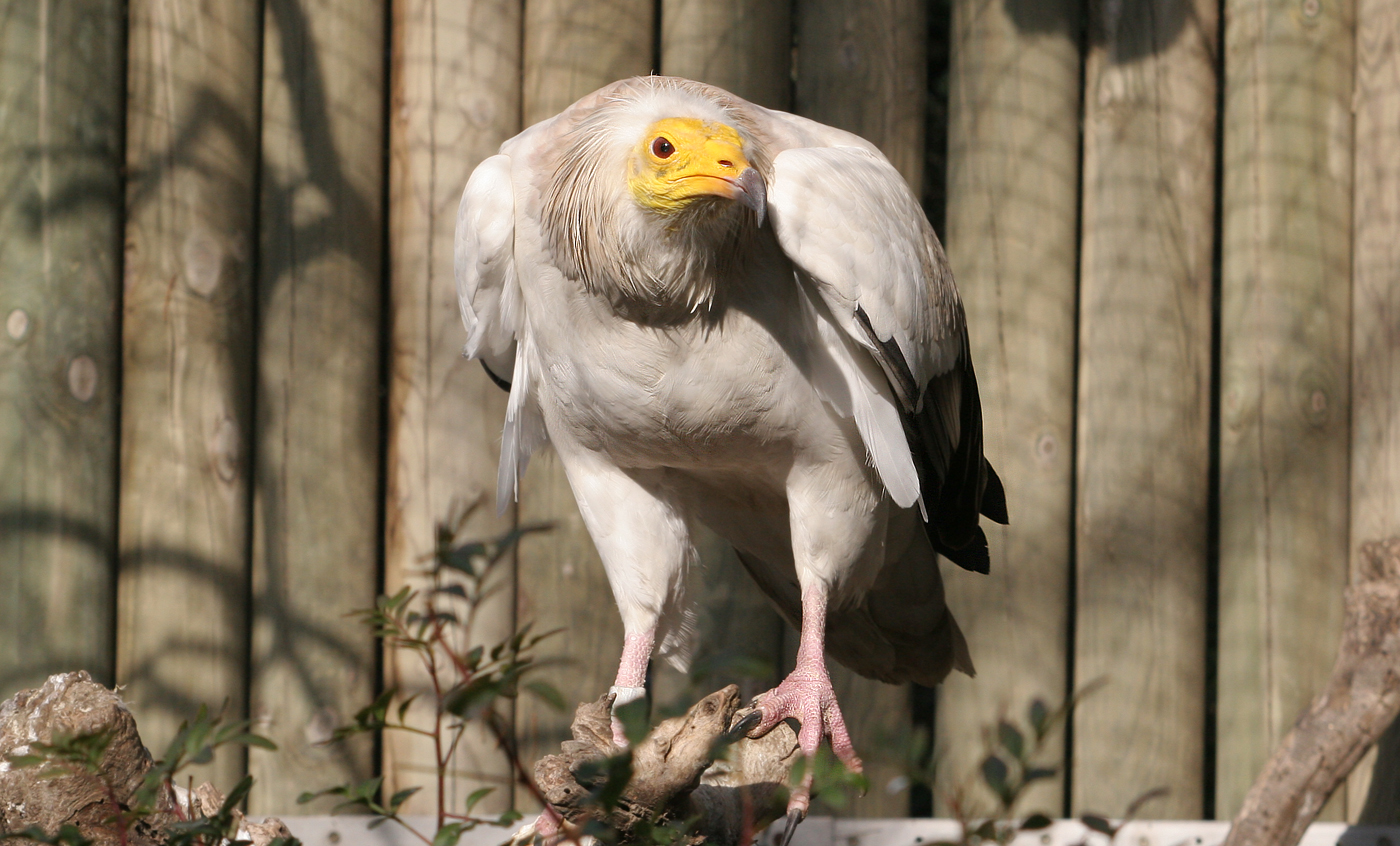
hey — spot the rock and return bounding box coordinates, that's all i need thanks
[0,671,167,846]
[0,672,288,846]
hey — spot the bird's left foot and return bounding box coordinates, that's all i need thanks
[749,662,863,838]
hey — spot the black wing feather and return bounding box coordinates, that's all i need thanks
[879,329,1008,574]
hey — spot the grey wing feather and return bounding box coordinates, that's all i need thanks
[758,117,1006,568]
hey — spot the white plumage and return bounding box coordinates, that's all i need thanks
[456,76,1006,821]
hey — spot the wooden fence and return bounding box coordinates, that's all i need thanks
[2,0,1398,827]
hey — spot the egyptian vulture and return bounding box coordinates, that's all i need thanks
[455,76,1007,822]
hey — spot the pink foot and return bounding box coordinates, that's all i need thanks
[532,806,562,843]
[750,662,863,818]
[748,584,861,835]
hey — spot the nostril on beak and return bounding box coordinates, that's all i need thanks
[718,159,734,169]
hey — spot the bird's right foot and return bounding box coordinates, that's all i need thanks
[748,662,864,828]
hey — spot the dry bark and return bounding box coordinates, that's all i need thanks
[1224,537,1400,846]
[533,685,799,846]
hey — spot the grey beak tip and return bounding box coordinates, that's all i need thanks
[737,167,767,227]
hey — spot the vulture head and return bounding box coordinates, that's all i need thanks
[540,80,773,316]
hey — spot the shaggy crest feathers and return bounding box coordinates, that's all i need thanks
[540,77,773,319]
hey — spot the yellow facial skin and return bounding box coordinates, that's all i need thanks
[628,117,752,214]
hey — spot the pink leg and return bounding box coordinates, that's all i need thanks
[610,628,654,747]
[532,806,562,842]
[750,583,862,821]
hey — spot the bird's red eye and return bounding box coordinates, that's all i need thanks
[652,137,675,158]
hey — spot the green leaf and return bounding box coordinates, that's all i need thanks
[432,823,465,846]
[496,809,524,826]
[396,692,420,724]
[1,825,93,846]
[997,720,1024,760]
[1019,813,1053,831]
[614,698,650,747]
[525,680,566,712]
[221,775,255,817]
[972,820,996,840]
[464,786,495,812]
[577,752,634,812]
[388,786,422,811]
[1080,815,1115,836]
[442,676,504,720]
[980,755,1008,795]
[1029,699,1049,738]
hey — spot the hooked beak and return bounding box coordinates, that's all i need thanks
[732,167,767,227]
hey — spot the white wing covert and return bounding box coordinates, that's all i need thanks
[767,145,964,511]
[455,153,547,511]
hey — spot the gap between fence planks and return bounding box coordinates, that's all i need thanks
[117,0,262,793]
[792,0,926,816]
[936,0,1081,818]
[1216,0,1356,820]
[1072,0,1219,819]
[382,0,524,817]
[247,0,386,814]
[0,0,124,697]
[1344,0,1400,822]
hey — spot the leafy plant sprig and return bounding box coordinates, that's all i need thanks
[301,502,562,846]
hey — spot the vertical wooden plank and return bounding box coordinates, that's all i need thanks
[513,0,655,800]
[0,0,124,696]
[1345,0,1400,823]
[247,0,385,814]
[660,0,791,109]
[117,0,261,790]
[522,0,656,125]
[792,0,926,816]
[795,0,926,187]
[383,0,523,816]
[1216,0,1355,820]
[1073,0,1219,819]
[936,0,1081,816]
[647,0,790,725]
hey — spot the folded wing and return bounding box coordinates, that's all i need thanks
[764,140,1007,571]
[455,153,548,510]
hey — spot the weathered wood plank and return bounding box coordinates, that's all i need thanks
[247,0,385,814]
[382,0,523,816]
[1345,0,1400,824]
[936,0,1082,817]
[116,0,262,791]
[660,0,791,109]
[0,0,124,697]
[522,0,656,126]
[1073,0,1219,819]
[514,0,655,806]
[1216,0,1356,820]
[792,0,926,816]
[648,0,790,730]
[794,0,926,188]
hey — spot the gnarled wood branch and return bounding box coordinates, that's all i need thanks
[1225,537,1400,846]
[532,685,799,846]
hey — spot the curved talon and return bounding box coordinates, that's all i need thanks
[777,808,805,846]
[726,709,763,743]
